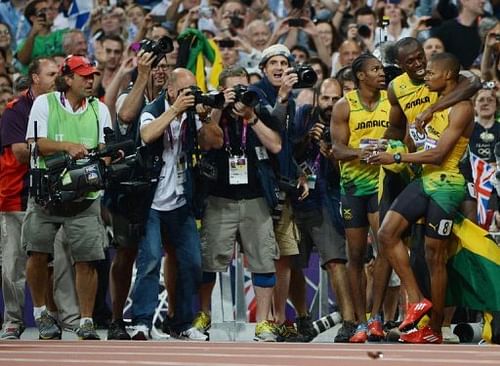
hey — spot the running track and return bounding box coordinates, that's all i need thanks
[0,341,498,366]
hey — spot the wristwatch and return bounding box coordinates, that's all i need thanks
[393,152,402,164]
[247,116,258,126]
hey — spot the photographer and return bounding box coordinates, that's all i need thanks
[194,66,282,342]
[105,49,172,341]
[23,55,112,340]
[130,68,213,341]
[289,78,356,343]
[249,44,309,340]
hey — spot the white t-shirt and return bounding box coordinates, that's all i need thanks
[26,92,112,146]
[140,100,201,212]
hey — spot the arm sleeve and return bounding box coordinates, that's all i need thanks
[26,95,49,140]
[98,102,112,144]
[0,107,28,146]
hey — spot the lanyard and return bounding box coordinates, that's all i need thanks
[312,152,321,174]
[223,119,247,156]
[166,118,187,151]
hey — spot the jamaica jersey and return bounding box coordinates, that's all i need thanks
[423,108,469,176]
[392,73,438,150]
[421,108,469,213]
[340,90,390,196]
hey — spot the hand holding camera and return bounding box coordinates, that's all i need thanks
[172,89,196,116]
[65,142,89,160]
[31,10,48,35]
[233,102,255,121]
[309,123,325,142]
[136,50,155,75]
[278,67,299,98]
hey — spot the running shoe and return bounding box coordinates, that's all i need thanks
[254,320,277,342]
[367,315,384,342]
[349,323,368,343]
[399,298,432,331]
[399,325,442,344]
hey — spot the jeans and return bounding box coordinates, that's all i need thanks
[131,204,202,332]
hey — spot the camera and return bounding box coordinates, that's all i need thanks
[424,18,442,27]
[483,80,496,90]
[291,65,318,89]
[291,0,306,9]
[233,84,259,107]
[36,10,47,21]
[187,86,225,109]
[358,24,371,38]
[139,36,174,67]
[230,16,244,29]
[288,18,306,27]
[217,39,235,48]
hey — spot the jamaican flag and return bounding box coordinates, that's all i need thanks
[447,214,500,312]
[177,28,223,91]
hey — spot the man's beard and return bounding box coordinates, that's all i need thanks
[319,107,332,122]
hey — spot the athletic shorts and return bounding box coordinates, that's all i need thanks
[390,173,465,239]
[341,193,378,228]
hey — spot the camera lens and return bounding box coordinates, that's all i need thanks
[358,24,371,38]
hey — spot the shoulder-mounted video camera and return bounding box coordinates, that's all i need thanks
[29,128,163,209]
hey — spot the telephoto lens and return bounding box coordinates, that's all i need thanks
[312,311,342,335]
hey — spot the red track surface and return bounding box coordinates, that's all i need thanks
[0,341,499,366]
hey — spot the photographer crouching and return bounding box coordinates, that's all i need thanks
[23,56,113,340]
[129,68,222,340]
[194,66,282,341]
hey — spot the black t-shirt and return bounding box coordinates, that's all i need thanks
[208,110,281,200]
[432,19,481,69]
[469,120,500,163]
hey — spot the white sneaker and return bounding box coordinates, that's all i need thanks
[442,326,460,344]
[177,326,208,341]
[131,324,150,340]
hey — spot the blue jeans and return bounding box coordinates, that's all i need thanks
[131,204,202,332]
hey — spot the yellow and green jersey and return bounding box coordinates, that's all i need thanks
[340,90,390,196]
[392,73,438,150]
[421,108,469,213]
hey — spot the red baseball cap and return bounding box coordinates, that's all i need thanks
[62,55,100,76]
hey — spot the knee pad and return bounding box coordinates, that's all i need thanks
[202,271,216,284]
[251,273,276,288]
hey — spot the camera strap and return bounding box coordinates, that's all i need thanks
[222,118,248,157]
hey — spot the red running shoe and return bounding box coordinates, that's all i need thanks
[349,324,368,343]
[399,325,442,344]
[399,298,432,331]
[367,318,384,341]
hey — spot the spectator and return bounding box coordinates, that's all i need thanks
[0,0,31,47]
[374,0,411,44]
[331,40,362,77]
[0,22,14,73]
[0,86,13,116]
[16,0,68,74]
[432,0,484,69]
[62,29,88,56]
[423,37,445,60]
